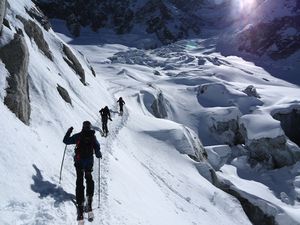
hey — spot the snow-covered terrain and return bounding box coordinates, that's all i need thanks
[1,0,300,225]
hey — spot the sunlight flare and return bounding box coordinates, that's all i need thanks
[233,0,258,14]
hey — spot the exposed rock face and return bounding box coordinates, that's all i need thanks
[66,13,81,37]
[0,0,7,33]
[210,118,245,146]
[237,16,300,59]
[151,92,168,118]
[219,181,278,225]
[208,107,244,146]
[135,0,201,44]
[248,135,291,168]
[35,0,203,44]
[90,66,96,77]
[62,44,85,84]
[0,34,30,124]
[26,6,51,31]
[239,123,300,168]
[57,84,72,105]
[243,85,260,98]
[273,108,300,146]
[17,16,53,61]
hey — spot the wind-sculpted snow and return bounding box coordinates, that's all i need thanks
[109,49,162,67]
[1,0,300,224]
[196,83,263,113]
[205,145,232,171]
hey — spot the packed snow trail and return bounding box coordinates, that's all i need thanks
[92,102,129,225]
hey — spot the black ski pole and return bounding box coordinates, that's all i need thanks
[59,145,67,184]
[98,157,101,208]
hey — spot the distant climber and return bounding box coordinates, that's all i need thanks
[63,121,102,222]
[99,106,112,136]
[117,97,125,115]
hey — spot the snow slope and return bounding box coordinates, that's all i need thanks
[1,0,300,225]
[60,22,300,224]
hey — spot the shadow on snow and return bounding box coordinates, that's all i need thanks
[31,164,76,207]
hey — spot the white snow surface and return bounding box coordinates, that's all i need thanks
[240,113,284,140]
[1,0,300,225]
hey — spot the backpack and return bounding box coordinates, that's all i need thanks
[75,130,95,160]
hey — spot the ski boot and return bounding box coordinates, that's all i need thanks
[77,204,84,223]
[85,196,94,222]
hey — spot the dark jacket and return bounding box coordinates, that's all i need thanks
[63,130,101,160]
[100,107,111,121]
[117,99,125,106]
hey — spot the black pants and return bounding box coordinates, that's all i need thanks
[102,119,108,134]
[75,166,94,207]
[119,105,123,112]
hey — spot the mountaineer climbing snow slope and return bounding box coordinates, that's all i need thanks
[0,0,300,225]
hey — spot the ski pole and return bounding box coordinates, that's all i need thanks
[59,145,67,184]
[98,157,101,208]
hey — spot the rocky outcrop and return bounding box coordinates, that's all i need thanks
[17,16,53,61]
[247,134,293,168]
[219,181,278,225]
[66,13,81,37]
[26,6,51,31]
[0,33,30,124]
[57,84,72,106]
[239,117,300,168]
[211,118,244,146]
[151,92,168,118]
[35,0,203,45]
[237,15,300,59]
[90,65,96,77]
[273,108,300,146]
[62,44,85,84]
[0,0,7,33]
[208,107,244,146]
[243,85,260,98]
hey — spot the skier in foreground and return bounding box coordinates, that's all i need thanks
[63,121,102,223]
[117,97,125,115]
[99,106,112,136]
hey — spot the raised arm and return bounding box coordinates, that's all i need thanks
[63,127,78,145]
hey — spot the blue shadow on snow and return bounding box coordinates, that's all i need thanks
[31,164,76,207]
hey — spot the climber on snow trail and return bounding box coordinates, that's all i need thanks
[63,121,102,222]
[99,106,112,137]
[117,97,125,116]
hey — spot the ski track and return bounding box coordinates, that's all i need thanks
[93,100,129,225]
[132,154,208,213]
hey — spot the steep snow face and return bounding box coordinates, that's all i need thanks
[0,1,253,225]
[0,0,112,224]
[1,0,300,225]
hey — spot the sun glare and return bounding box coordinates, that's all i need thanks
[229,0,258,24]
[234,0,257,14]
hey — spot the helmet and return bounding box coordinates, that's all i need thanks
[82,121,91,131]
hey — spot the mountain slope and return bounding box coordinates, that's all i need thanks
[1,0,300,225]
[0,0,251,225]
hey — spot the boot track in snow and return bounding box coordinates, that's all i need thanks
[92,103,129,225]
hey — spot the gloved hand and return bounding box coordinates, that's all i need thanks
[96,151,102,159]
[67,127,73,135]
